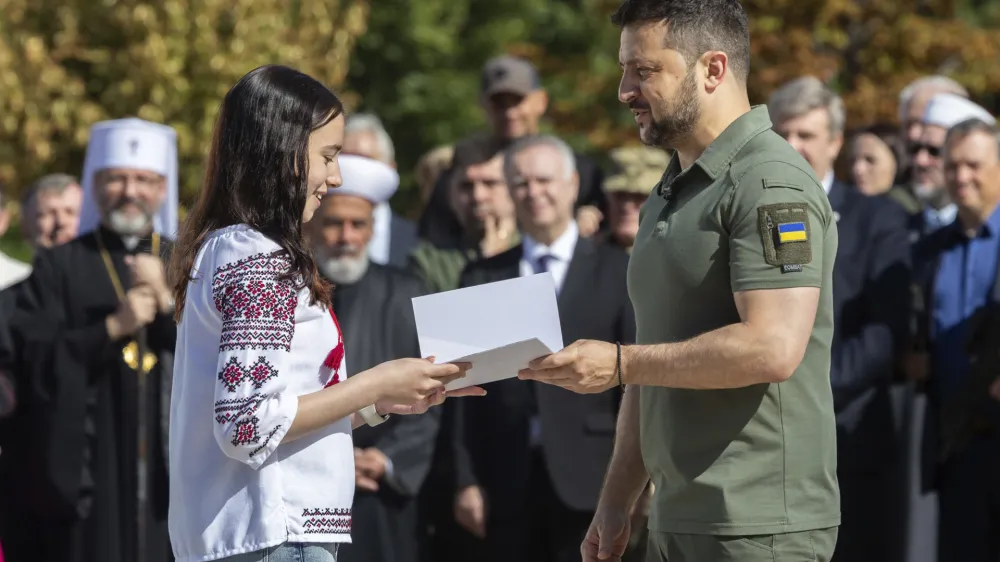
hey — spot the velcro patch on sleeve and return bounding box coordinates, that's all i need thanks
[757,203,812,267]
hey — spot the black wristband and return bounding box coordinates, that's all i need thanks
[616,341,624,389]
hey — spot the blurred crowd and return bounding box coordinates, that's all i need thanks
[0,53,999,562]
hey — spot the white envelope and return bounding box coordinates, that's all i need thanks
[411,273,565,390]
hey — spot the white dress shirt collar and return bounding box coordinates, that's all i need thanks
[520,221,579,294]
[821,171,834,195]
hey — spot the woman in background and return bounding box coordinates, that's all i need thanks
[846,123,901,196]
[167,64,481,562]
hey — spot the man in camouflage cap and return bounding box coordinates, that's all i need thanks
[601,146,670,252]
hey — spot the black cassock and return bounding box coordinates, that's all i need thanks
[330,262,439,562]
[0,225,174,562]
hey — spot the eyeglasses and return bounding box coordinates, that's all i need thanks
[909,143,942,158]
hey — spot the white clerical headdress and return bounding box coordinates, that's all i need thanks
[78,117,179,238]
[922,93,996,129]
[331,154,399,204]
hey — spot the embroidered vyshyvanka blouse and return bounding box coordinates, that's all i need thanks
[168,225,352,562]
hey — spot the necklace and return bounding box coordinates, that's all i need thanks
[96,229,160,375]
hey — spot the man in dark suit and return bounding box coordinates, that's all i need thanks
[306,154,439,562]
[450,134,635,562]
[770,77,913,562]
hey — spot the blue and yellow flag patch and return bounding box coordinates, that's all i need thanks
[776,221,807,243]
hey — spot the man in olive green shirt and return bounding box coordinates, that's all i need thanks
[519,1,840,561]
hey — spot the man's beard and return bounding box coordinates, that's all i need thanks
[911,176,950,209]
[107,208,152,236]
[318,245,370,285]
[635,69,701,150]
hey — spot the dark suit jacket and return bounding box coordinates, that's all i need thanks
[909,223,986,492]
[828,181,913,471]
[452,235,635,518]
[331,262,438,498]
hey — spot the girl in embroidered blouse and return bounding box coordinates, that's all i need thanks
[166,65,482,562]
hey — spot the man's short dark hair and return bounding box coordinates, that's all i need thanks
[611,0,750,82]
[450,133,505,173]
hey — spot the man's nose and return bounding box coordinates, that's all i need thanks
[913,149,931,168]
[121,177,140,199]
[619,75,637,104]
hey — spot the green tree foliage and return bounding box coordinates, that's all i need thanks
[348,0,1000,212]
[743,0,1000,129]
[0,0,369,203]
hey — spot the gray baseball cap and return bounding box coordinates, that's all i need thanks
[480,55,542,97]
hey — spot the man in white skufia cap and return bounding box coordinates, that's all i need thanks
[911,93,996,234]
[306,154,437,562]
[0,117,178,562]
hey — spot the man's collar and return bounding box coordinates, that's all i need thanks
[821,171,834,195]
[944,204,1000,240]
[522,221,579,262]
[692,105,774,180]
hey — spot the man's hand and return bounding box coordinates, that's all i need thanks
[518,339,619,394]
[126,254,167,293]
[106,285,159,340]
[480,214,515,258]
[126,254,172,313]
[576,205,604,238]
[354,447,389,492]
[582,506,631,562]
[454,485,487,539]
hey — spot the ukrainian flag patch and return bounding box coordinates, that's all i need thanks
[777,221,807,243]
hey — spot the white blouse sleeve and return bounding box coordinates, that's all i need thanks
[209,236,300,469]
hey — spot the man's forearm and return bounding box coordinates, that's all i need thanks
[597,385,648,512]
[621,322,787,389]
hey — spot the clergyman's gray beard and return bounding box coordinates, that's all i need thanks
[319,250,370,284]
[642,71,701,150]
[912,180,951,210]
[107,209,152,236]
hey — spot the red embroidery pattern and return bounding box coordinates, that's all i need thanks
[213,395,264,425]
[323,308,345,387]
[218,356,278,393]
[231,416,261,447]
[302,508,352,534]
[213,253,297,351]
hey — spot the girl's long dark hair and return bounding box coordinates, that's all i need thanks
[169,64,342,321]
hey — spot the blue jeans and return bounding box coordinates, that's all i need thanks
[218,543,339,562]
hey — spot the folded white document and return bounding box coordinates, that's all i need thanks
[411,273,565,391]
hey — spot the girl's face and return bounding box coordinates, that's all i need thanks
[302,113,345,224]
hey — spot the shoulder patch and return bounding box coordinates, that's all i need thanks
[757,203,812,268]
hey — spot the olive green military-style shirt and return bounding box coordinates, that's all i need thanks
[627,105,840,536]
